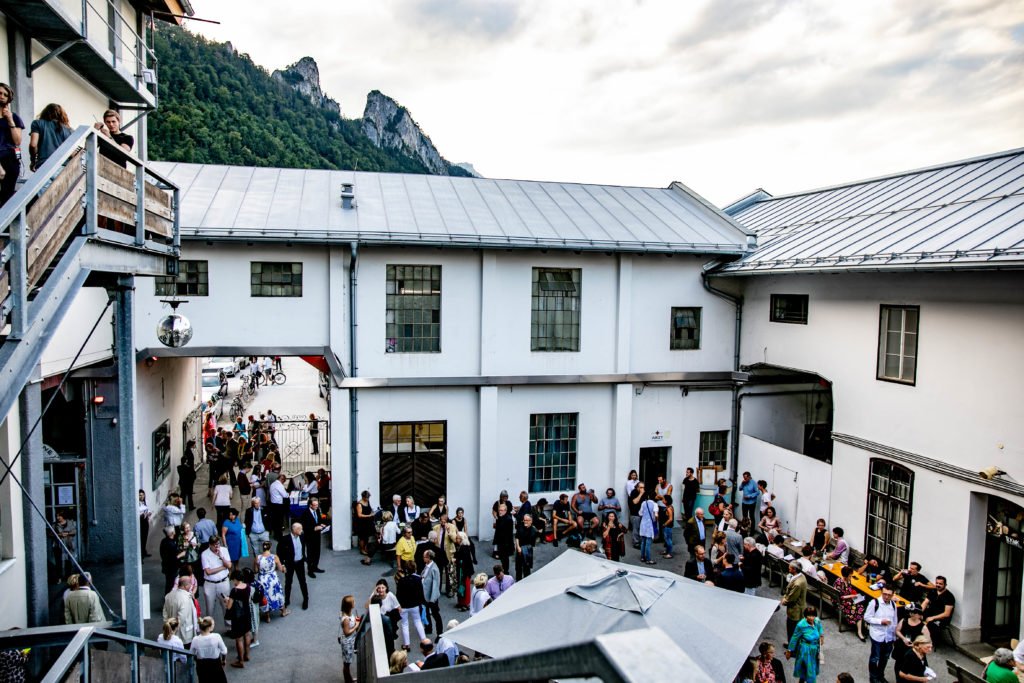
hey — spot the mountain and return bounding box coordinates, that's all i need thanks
[148,26,469,176]
[361,90,469,176]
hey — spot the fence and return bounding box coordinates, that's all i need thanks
[266,415,330,476]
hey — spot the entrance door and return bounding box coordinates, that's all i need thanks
[982,497,1024,644]
[44,456,87,582]
[639,447,670,494]
[380,422,447,506]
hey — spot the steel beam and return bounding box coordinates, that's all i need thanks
[19,374,49,628]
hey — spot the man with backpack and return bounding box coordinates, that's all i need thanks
[863,586,898,683]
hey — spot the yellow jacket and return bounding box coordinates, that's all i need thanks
[396,535,417,563]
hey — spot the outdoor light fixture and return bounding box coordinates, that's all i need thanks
[979,466,1007,480]
[156,299,193,348]
[92,396,104,405]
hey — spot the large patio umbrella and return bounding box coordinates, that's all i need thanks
[444,551,779,682]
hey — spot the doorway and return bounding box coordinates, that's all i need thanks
[982,497,1024,645]
[379,421,447,507]
[639,447,670,494]
[44,455,87,582]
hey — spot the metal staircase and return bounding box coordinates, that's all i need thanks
[0,124,179,453]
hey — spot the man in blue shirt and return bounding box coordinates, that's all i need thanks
[193,507,218,549]
[739,471,759,526]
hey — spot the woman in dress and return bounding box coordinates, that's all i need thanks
[602,511,627,561]
[898,636,932,683]
[338,595,360,683]
[893,607,928,679]
[220,509,247,564]
[240,568,261,648]
[709,531,728,573]
[178,522,201,580]
[832,565,866,641]
[454,532,475,611]
[785,606,823,683]
[809,519,831,557]
[253,541,287,619]
[453,507,475,559]
[403,496,420,523]
[759,506,782,541]
[224,571,251,669]
[428,496,448,523]
[138,490,152,559]
[355,490,375,565]
[624,469,639,501]
[744,641,787,683]
[191,616,227,683]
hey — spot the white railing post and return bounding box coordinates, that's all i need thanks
[84,133,98,235]
[135,162,145,245]
[8,209,28,339]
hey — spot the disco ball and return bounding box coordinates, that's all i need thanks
[156,312,193,348]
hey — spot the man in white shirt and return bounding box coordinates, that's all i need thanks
[863,586,898,683]
[162,576,198,644]
[201,536,233,625]
[269,473,289,539]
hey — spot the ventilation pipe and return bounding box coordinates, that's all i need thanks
[348,242,359,510]
[341,183,356,210]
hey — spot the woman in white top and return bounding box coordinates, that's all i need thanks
[624,469,639,501]
[190,616,227,682]
[163,494,187,528]
[403,496,420,523]
[250,465,267,506]
[379,511,399,569]
[157,617,187,664]
[469,573,491,616]
[302,472,319,496]
[138,490,152,559]
[212,474,233,529]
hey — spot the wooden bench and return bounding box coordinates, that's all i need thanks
[812,576,846,631]
[945,659,986,683]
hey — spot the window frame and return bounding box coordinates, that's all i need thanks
[698,430,729,469]
[877,304,919,385]
[528,412,579,493]
[385,264,442,353]
[531,267,581,352]
[864,458,914,571]
[669,306,702,350]
[155,259,209,297]
[769,294,809,325]
[250,261,303,298]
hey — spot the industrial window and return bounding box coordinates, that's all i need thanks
[531,268,581,352]
[250,262,303,297]
[670,307,701,350]
[865,459,914,571]
[155,260,208,296]
[386,265,441,353]
[877,305,919,384]
[770,294,809,324]
[528,413,578,493]
[698,430,728,469]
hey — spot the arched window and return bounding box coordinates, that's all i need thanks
[865,459,914,569]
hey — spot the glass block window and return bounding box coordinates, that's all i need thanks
[877,305,919,384]
[250,262,302,297]
[528,413,578,493]
[698,430,728,469]
[770,294,809,324]
[531,268,581,352]
[386,265,441,353]
[866,459,914,570]
[670,307,701,350]
[155,260,208,296]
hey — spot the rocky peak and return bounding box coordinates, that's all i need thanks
[361,90,449,175]
[272,56,340,115]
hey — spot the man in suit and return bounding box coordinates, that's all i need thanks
[159,526,180,597]
[683,507,708,553]
[277,522,309,610]
[781,560,808,640]
[684,544,712,583]
[419,639,449,670]
[245,497,271,555]
[301,497,327,575]
[389,495,403,522]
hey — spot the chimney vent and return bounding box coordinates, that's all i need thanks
[341,183,355,210]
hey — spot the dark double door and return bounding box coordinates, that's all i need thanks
[639,447,670,494]
[379,422,447,507]
[982,497,1024,644]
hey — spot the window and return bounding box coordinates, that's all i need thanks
[698,430,728,469]
[528,413,578,493]
[386,265,441,353]
[877,305,919,384]
[155,260,208,296]
[770,294,809,324]
[251,262,303,297]
[670,307,702,349]
[531,268,581,352]
[865,459,914,570]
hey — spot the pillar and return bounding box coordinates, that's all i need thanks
[330,386,351,551]
[18,375,48,627]
[612,384,633,488]
[477,386,498,543]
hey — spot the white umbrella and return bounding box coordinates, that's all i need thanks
[445,551,779,682]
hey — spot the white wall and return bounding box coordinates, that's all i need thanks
[40,287,114,379]
[741,392,817,454]
[0,406,28,629]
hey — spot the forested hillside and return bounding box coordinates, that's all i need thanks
[149,26,434,173]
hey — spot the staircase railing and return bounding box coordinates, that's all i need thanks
[0,622,195,683]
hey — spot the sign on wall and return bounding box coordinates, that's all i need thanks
[152,419,171,489]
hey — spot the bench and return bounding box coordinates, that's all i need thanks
[812,576,845,631]
[848,547,865,569]
[945,659,986,683]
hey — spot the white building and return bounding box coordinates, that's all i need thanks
[718,147,1024,645]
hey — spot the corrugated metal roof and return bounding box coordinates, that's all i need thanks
[720,147,1024,274]
[151,163,752,255]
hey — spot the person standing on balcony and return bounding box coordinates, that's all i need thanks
[29,103,71,172]
[93,109,133,166]
[0,83,24,206]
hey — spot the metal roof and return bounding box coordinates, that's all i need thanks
[150,163,752,255]
[720,147,1024,274]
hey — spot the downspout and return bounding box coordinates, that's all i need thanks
[348,242,359,509]
[701,262,742,505]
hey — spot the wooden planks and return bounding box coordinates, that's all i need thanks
[96,155,174,238]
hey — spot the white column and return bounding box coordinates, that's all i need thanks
[477,386,498,543]
[615,254,632,373]
[479,252,498,376]
[330,386,352,551]
[612,384,633,486]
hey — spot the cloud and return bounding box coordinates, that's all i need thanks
[397,0,526,40]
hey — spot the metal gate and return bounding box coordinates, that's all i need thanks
[269,415,330,476]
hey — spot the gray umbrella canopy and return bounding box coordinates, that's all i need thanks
[445,551,779,682]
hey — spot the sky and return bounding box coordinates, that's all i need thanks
[190,0,1024,205]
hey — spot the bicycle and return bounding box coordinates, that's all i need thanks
[230,396,244,417]
[268,371,287,385]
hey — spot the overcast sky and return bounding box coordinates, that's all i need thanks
[191,0,1024,205]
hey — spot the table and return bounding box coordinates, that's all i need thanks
[821,562,910,608]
